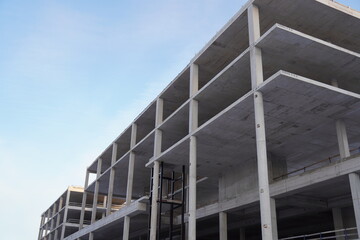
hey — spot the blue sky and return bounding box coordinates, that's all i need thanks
[0,0,359,239]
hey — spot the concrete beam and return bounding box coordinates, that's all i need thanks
[64,200,147,240]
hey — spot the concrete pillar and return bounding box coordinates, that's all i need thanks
[50,203,57,231]
[150,98,163,240]
[219,212,228,240]
[38,214,45,240]
[122,123,137,240]
[123,216,131,240]
[79,170,90,229]
[91,158,102,224]
[188,63,199,240]
[248,4,263,89]
[150,160,160,240]
[89,232,94,240]
[60,189,71,240]
[106,143,118,216]
[102,196,107,218]
[335,119,360,235]
[332,208,345,240]
[248,3,278,240]
[336,120,350,159]
[239,228,246,240]
[349,173,360,237]
[254,91,278,240]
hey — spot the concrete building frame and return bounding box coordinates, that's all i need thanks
[38,0,360,239]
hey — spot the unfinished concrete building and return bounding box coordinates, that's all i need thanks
[39,0,360,239]
[39,186,86,240]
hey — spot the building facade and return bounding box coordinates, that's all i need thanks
[39,0,360,239]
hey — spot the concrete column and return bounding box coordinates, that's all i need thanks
[219,212,228,240]
[335,119,360,235]
[60,189,71,240]
[239,228,246,240]
[150,98,163,240]
[332,208,345,240]
[51,203,57,230]
[89,232,94,240]
[190,63,199,97]
[248,4,263,89]
[122,123,137,240]
[336,120,350,159]
[79,170,90,229]
[123,216,131,240]
[254,91,278,240]
[106,143,118,216]
[188,63,199,240]
[102,196,107,218]
[150,160,160,240]
[349,173,360,237]
[91,158,102,224]
[248,3,278,240]
[38,214,46,240]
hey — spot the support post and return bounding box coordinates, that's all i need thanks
[248,4,278,240]
[106,143,118,216]
[150,160,160,240]
[79,170,90,229]
[335,119,360,235]
[54,197,63,239]
[60,189,71,239]
[239,228,246,240]
[188,63,199,240]
[349,173,360,237]
[149,98,163,240]
[332,208,345,240]
[91,158,102,224]
[122,123,137,240]
[38,214,45,240]
[219,212,228,240]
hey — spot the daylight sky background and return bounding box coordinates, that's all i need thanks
[0,0,359,239]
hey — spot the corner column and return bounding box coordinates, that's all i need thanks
[106,143,118,216]
[91,158,102,224]
[79,170,90,229]
[248,4,278,240]
[188,63,199,240]
[38,214,45,240]
[123,123,137,240]
[335,120,360,236]
[54,197,63,240]
[60,189,71,239]
[150,98,163,240]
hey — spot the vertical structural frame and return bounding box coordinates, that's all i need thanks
[188,63,199,240]
[106,142,118,216]
[219,212,228,240]
[91,158,102,224]
[79,170,90,229]
[150,98,163,240]
[336,119,360,235]
[123,123,137,240]
[248,4,278,240]
[60,189,71,239]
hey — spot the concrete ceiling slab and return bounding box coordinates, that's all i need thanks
[257,24,360,94]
